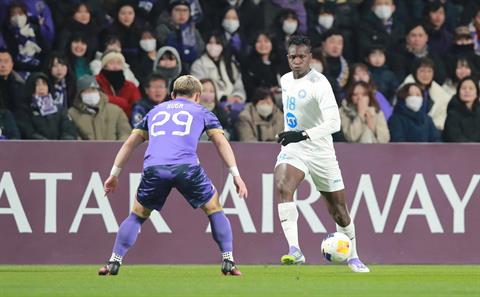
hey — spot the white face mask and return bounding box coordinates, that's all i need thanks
[318,15,334,29]
[140,39,157,52]
[227,0,237,6]
[405,95,423,112]
[10,14,27,27]
[82,91,101,106]
[374,5,393,20]
[282,21,298,35]
[256,104,273,117]
[252,0,262,5]
[310,63,323,73]
[206,43,223,59]
[222,19,240,34]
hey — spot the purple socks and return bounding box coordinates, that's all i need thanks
[112,213,146,256]
[208,211,233,253]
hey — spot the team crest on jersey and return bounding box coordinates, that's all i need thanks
[286,112,297,128]
[298,89,307,99]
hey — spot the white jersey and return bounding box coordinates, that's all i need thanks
[280,69,341,159]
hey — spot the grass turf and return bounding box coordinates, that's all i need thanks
[0,265,478,297]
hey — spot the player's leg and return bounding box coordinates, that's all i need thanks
[321,190,369,273]
[98,199,151,275]
[201,193,241,276]
[275,163,306,264]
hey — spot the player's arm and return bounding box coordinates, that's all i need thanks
[104,132,146,195]
[210,132,248,199]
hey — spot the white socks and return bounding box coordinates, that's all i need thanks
[222,251,234,262]
[336,221,358,260]
[110,253,123,264]
[278,202,299,250]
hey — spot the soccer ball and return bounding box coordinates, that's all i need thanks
[321,232,351,263]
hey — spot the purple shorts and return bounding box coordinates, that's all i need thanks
[136,164,216,211]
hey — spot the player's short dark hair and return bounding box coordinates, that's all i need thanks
[287,35,311,50]
[145,73,167,88]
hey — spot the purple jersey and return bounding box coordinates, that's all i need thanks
[133,98,223,168]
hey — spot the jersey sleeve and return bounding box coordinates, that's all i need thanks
[131,113,149,140]
[203,109,224,137]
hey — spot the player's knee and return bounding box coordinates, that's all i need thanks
[132,204,151,219]
[275,179,295,201]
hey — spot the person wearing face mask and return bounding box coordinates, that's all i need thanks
[400,57,450,130]
[308,4,336,48]
[272,9,300,74]
[191,33,246,103]
[69,75,131,140]
[443,77,480,142]
[199,79,232,140]
[153,46,182,92]
[96,50,142,119]
[356,0,405,61]
[133,28,159,84]
[3,3,47,79]
[221,7,245,62]
[235,87,283,142]
[15,72,77,140]
[388,82,440,142]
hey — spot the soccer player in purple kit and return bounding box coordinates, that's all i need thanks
[98,75,248,276]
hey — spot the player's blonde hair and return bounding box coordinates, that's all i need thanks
[173,75,203,97]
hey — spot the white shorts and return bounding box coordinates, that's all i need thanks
[275,150,345,192]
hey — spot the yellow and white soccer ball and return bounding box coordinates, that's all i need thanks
[321,232,351,263]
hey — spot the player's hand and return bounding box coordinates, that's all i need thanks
[233,176,248,199]
[104,176,119,196]
[276,131,309,146]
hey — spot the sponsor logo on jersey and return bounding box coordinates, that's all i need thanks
[286,112,297,128]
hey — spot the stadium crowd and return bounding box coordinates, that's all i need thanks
[1,0,480,142]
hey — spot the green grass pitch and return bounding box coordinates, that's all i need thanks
[0,265,478,297]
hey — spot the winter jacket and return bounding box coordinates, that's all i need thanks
[131,97,157,128]
[236,103,284,142]
[0,109,20,139]
[443,96,480,142]
[339,102,390,143]
[401,75,451,130]
[369,64,399,103]
[388,101,440,142]
[90,51,139,87]
[96,72,141,119]
[191,54,246,102]
[243,54,281,100]
[0,71,26,113]
[69,92,131,141]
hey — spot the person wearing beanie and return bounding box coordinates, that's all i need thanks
[15,72,77,140]
[69,75,131,140]
[96,50,141,118]
[155,0,204,73]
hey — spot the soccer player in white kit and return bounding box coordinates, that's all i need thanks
[275,36,369,273]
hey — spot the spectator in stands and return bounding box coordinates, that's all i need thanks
[401,57,450,130]
[235,87,283,142]
[267,0,307,34]
[339,81,390,143]
[356,0,405,58]
[69,75,131,140]
[66,34,92,79]
[388,82,440,142]
[307,2,336,47]
[242,32,281,100]
[199,78,231,140]
[0,91,20,139]
[220,7,245,62]
[365,45,399,103]
[44,52,76,108]
[153,46,182,92]
[46,0,105,30]
[3,2,46,78]
[103,1,142,65]
[131,73,168,127]
[321,29,349,89]
[55,2,100,56]
[133,27,158,85]
[423,0,452,57]
[348,63,392,119]
[96,50,141,118]
[16,72,76,139]
[0,49,26,114]
[90,36,139,87]
[442,57,476,99]
[448,26,480,72]
[155,0,204,72]
[390,21,447,84]
[191,32,246,103]
[310,47,342,105]
[443,76,480,142]
[272,9,301,74]
[468,6,480,56]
